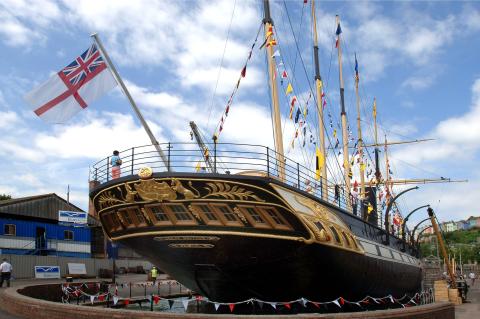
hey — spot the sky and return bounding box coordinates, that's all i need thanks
[0,0,479,230]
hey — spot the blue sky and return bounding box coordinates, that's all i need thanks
[0,0,479,229]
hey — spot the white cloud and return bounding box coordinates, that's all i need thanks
[401,75,435,91]
[0,111,21,129]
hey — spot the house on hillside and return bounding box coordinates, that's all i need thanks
[440,221,457,233]
[467,216,480,229]
[0,193,101,257]
[456,220,468,231]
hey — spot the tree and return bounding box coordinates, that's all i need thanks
[0,194,12,201]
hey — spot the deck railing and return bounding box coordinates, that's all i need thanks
[90,143,354,212]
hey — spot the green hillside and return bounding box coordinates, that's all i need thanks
[420,228,480,263]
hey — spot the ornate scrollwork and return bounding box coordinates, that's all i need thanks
[187,204,202,222]
[233,207,248,224]
[98,191,126,209]
[203,182,264,202]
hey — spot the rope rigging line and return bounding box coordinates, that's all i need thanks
[206,0,237,132]
[282,1,349,190]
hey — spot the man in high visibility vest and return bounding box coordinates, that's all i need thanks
[150,266,158,284]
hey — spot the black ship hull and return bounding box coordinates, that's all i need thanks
[90,172,423,303]
[123,234,421,302]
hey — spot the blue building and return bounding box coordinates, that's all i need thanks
[0,193,95,258]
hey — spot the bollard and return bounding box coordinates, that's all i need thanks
[144,284,147,297]
[150,295,154,311]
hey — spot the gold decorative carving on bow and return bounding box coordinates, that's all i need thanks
[203,182,264,202]
[187,204,202,222]
[172,178,200,199]
[98,191,126,209]
[295,195,331,221]
[134,179,177,201]
[233,207,247,223]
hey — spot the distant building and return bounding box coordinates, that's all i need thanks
[442,221,457,233]
[0,193,99,258]
[456,220,468,231]
[467,216,480,229]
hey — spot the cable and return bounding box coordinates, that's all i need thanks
[206,0,237,132]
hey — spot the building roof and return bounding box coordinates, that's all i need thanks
[0,193,99,225]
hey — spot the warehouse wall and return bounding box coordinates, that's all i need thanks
[0,254,152,279]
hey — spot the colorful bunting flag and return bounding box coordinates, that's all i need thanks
[241,65,246,78]
[354,53,359,81]
[295,108,301,123]
[229,304,235,312]
[286,83,293,95]
[373,98,377,118]
[315,147,324,180]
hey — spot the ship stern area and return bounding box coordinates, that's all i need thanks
[91,173,376,302]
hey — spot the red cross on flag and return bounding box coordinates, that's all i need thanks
[25,43,117,123]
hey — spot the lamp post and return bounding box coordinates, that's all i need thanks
[384,186,418,245]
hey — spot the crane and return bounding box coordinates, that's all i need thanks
[189,121,215,172]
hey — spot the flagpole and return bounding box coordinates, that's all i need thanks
[91,33,170,171]
[335,15,351,210]
[311,0,328,201]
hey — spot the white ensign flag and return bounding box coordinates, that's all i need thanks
[25,43,117,123]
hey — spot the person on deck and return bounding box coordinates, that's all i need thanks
[111,150,122,179]
[0,258,12,288]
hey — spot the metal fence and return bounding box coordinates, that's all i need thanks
[90,143,352,210]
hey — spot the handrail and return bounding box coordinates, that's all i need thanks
[90,143,352,212]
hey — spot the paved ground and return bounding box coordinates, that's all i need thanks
[455,279,480,318]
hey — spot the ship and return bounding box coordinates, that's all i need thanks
[89,0,428,303]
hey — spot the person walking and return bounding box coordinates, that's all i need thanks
[468,272,476,286]
[151,266,158,285]
[111,150,122,179]
[0,258,12,288]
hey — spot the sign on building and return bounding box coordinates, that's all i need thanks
[58,210,87,225]
[34,266,61,279]
[67,263,87,275]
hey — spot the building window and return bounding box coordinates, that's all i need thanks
[121,210,133,226]
[212,204,242,226]
[218,206,237,222]
[314,221,326,232]
[330,226,341,244]
[64,230,74,241]
[4,224,15,236]
[245,207,265,224]
[133,209,146,225]
[238,206,272,229]
[150,206,170,222]
[169,205,192,221]
[198,205,218,221]
[258,207,292,230]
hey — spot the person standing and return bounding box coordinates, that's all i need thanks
[151,266,158,285]
[111,150,122,179]
[0,258,12,288]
